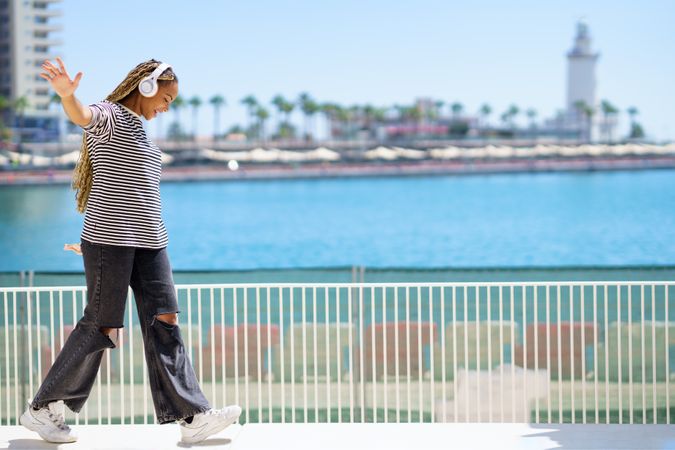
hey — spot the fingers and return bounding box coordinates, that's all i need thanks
[41,62,60,80]
[55,57,71,80]
[41,59,64,79]
[63,243,82,255]
[73,71,83,87]
[55,56,67,73]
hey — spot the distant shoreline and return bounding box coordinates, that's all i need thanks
[1,156,675,186]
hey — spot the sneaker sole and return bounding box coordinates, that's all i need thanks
[181,415,238,444]
[19,411,77,443]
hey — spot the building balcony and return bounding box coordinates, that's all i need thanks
[32,8,63,18]
[31,37,64,47]
[32,23,63,33]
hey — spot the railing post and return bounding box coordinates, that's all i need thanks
[18,271,28,415]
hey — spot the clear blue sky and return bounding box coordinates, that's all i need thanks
[60,0,675,141]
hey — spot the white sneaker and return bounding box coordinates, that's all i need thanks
[179,405,242,444]
[20,400,78,443]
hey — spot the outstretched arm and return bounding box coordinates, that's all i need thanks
[40,57,92,127]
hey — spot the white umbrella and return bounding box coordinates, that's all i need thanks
[53,150,81,165]
[651,144,673,155]
[392,147,427,159]
[305,147,341,161]
[533,145,558,157]
[276,149,308,162]
[631,144,652,155]
[6,151,53,166]
[464,147,488,159]
[249,148,280,162]
[7,151,33,165]
[161,152,174,165]
[581,144,608,156]
[486,146,515,158]
[365,146,398,160]
[661,143,675,154]
[200,148,252,162]
[559,146,583,157]
[429,146,462,159]
[31,155,53,167]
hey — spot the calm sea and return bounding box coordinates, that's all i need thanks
[1,170,674,272]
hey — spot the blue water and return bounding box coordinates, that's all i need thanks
[1,170,674,272]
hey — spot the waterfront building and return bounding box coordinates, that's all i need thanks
[1,0,63,142]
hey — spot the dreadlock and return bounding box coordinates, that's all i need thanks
[72,59,177,213]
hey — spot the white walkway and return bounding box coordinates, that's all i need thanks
[1,423,674,449]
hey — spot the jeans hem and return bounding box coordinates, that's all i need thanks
[157,404,211,424]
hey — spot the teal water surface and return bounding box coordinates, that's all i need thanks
[1,170,674,272]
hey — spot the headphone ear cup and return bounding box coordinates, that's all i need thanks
[138,76,157,97]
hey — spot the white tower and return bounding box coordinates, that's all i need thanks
[566,21,600,140]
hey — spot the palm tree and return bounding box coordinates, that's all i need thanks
[240,95,258,139]
[627,106,638,126]
[574,100,594,142]
[373,107,387,123]
[49,93,61,108]
[479,103,492,128]
[526,108,537,129]
[209,95,225,140]
[335,106,350,139]
[169,95,185,141]
[49,93,65,143]
[600,99,619,142]
[271,94,286,136]
[279,99,295,138]
[434,100,445,120]
[254,106,269,141]
[298,92,319,140]
[188,96,202,140]
[507,104,519,130]
[13,96,29,151]
[171,95,185,123]
[626,106,643,139]
[0,95,8,142]
[320,102,339,140]
[450,102,463,120]
[362,104,376,129]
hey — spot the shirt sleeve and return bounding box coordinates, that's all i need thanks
[82,101,117,143]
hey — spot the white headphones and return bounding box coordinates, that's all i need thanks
[138,62,172,98]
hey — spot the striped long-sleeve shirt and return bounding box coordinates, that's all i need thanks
[80,100,169,248]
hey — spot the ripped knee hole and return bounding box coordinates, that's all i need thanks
[155,313,178,326]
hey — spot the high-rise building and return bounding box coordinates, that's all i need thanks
[1,0,63,142]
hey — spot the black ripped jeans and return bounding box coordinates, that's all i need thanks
[31,239,210,424]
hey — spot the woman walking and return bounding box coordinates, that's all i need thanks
[19,58,241,444]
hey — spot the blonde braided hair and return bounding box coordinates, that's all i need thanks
[72,59,177,213]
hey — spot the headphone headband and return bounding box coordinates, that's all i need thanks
[149,62,172,82]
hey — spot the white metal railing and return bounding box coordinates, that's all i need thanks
[0,282,673,426]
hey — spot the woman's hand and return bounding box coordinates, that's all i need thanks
[40,57,83,99]
[64,243,82,256]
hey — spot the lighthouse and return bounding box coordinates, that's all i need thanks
[566,21,600,140]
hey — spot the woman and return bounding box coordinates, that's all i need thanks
[20,58,241,444]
